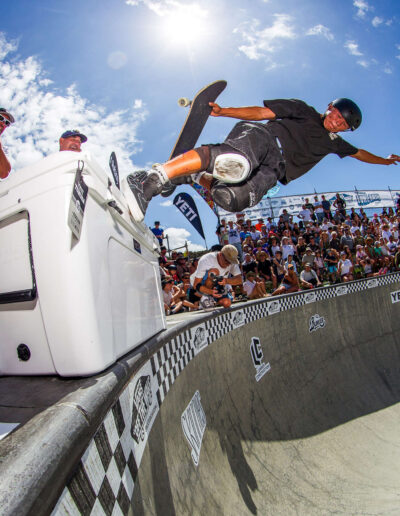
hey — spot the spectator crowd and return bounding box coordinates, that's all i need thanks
[156,194,400,315]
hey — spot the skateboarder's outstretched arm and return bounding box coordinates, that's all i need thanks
[349,149,400,166]
[209,102,276,121]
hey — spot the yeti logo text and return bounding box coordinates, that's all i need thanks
[175,196,198,222]
[250,337,271,382]
[390,290,400,304]
[181,391,207,467]
[309,314,326,333]
[131,375,152,443]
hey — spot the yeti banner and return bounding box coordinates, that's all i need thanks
[173,192,205,240]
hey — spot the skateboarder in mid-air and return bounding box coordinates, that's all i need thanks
[127,97,400,221]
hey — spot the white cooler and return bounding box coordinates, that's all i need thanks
[0,151,166,376]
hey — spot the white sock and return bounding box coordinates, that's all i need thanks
[152,163,169,183]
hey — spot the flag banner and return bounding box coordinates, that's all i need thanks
[173,192,205,240]
[218,189,400,222]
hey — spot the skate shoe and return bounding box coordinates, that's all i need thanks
[124,170,149,221]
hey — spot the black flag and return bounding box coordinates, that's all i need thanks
[173,192,205,240]
[109,151,120,189]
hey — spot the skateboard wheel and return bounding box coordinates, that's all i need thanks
[178,97,192,108]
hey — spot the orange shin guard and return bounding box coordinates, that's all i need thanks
[163,150,203,179]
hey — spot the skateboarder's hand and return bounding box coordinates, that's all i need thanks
[209,102,222,116]
[386,154,400,165]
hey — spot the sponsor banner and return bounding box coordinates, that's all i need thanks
[192,324,208,355]
[390,290,400,304]
[250,337,271,382]
[231,309,246,329]
[309,314,326,333]
[218,189,400,222]
[181,391,207,467]
[128,360,160,467]
[173,192,205,240]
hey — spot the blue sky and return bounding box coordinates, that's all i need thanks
[1,0,399,250]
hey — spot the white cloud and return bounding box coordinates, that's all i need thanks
[371,16,383,27]
[0,33,147,174]
[160,199,173,207]
[234,14,296,61]
[344,40,363,56]
[353,0,372,19]
[306,24,334,41]
[0,33,18,60]
[164,227,205,251]
[357,59,369,68]
[383,64,392,74]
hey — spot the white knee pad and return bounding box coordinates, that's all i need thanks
[212,153,251,184]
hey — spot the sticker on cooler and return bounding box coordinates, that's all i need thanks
[181,391,207,467]
[67,160,88,240]
[250,337,271,382]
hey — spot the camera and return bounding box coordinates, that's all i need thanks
[210,272,225,295]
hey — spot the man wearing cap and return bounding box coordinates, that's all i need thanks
[0,108,15,179]
[191,244,243,309]
[59,129,87,153]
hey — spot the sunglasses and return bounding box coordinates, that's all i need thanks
[0,114,11,126]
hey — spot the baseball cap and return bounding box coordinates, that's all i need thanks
[60,129,87,143]
[221,244,239,264]
[0,108,14,123]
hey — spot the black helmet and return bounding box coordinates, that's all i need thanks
[331,98,362,131]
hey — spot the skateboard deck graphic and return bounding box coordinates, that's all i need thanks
[161,80,227,199]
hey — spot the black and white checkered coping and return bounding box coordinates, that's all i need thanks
[53,273,400,515]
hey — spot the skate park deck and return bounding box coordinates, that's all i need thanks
[0,274,400,515]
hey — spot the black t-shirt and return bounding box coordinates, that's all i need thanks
[257,259,273,277]
[263,99,358,183]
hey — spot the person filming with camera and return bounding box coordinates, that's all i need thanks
[191,244,243,309]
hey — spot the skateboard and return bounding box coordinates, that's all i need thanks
[122,80,227,221]
[160,79,227,198]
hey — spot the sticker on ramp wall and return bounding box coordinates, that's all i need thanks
[192,325,208,354]
[390,290,400,304]
[304,292,316,304]
[181,391,206,467]
[335,285,348,296]
[250,337,271,382]
[231,309,245,329]
[309,314,326,333]
[367,278,378,289]
[266,300,281,315]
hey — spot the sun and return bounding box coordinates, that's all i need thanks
[161,5,208,47]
